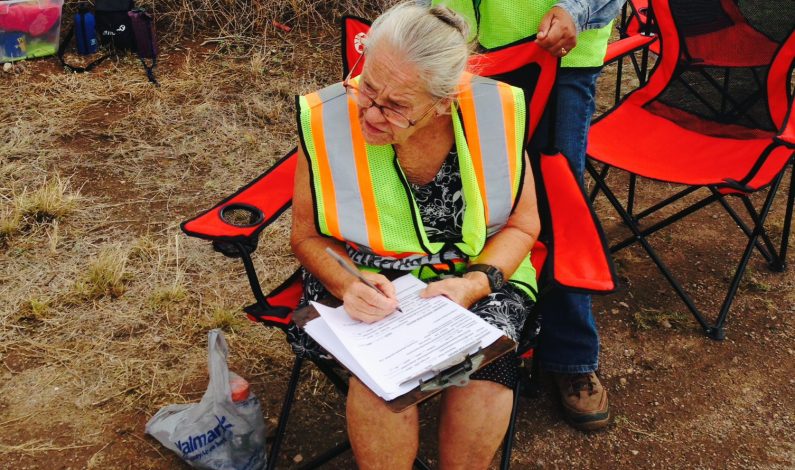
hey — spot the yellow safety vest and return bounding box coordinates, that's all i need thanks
[434,0,613,68]
[297,73,538,297]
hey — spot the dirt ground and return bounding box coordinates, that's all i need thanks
[1,25,794,470]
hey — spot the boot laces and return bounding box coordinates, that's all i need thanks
[566,373,597,396]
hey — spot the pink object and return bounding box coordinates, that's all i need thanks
[0,2,61,36]
[229,371,250,402]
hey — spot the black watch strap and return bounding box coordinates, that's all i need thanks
[466,264,505,292]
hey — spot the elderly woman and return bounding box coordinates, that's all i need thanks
[290,2,540,468]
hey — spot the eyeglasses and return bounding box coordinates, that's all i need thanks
[342,53,442,129]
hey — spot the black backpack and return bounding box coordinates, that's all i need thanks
[58,0,159,84]
[95,0,136,53]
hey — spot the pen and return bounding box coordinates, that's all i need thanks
[325,247,403,313]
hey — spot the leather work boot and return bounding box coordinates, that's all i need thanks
[553,372,610,431]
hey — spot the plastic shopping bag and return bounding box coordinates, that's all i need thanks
[145,329,267,470]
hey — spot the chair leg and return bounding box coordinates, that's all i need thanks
[633,186,701,221]
[587,165,714,334]
[610,192,720,253]
[237,244,270,309]
[588,162,610,203]
[267,355,306,470]
[589,163,789,340]
[739,195,779,262]
[712,176,785,337]
[712,189,776,264]
[771,162,794,272]
[627,174,638,220]
[499,369,524,470]
[639,43,650,85]
[614,53,625,105]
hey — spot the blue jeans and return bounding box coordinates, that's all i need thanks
[535,67,601,374]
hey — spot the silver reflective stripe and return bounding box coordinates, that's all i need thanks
[320,84,371,247]
[470,77,513,234]
[317,82,342,102]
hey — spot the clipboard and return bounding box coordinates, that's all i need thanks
[293,302,517,413]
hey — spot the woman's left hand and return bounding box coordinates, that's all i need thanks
[420,276,490,308]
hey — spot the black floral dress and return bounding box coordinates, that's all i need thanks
[291,149,538,389]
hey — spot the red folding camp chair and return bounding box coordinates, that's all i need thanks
[182,17,616,469]
[586,0,795,340]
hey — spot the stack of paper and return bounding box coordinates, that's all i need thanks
[305,274,505,401]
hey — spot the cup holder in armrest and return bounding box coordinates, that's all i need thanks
[220,203,265,228]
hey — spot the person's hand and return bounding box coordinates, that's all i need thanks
[342,271,399,323]
[420,276,490,309]
[536,6,578,58]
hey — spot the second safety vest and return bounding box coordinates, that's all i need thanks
[297,73,537,296]
[434,0,613,68]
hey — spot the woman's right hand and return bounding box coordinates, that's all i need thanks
[342,271,399,323]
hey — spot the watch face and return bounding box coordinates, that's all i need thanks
[491,269,505,290]
[468,264,505,291]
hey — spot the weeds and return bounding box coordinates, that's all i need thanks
[74,247,130,300]
[632,308,689,330]
[148,0,393,44]
[0,208,22,243]
[14,297,52,322]
[743,270,773,293]
[201,304,247,332]
[149,284,189,310]
[16,177,79,223]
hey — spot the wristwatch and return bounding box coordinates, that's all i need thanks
[466,264,505,292]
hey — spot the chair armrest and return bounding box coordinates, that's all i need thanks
[181,148,298,246]
[533,151,618,294]
[604,34,657,65]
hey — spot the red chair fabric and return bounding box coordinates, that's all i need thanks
[588,103,792,189]
[587,0,795,339]
[677,0,779,67]
[536,152,616,292]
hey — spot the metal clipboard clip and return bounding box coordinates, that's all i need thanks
[417,347,485,392]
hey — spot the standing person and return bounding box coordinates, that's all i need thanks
[292,3,541,467]
[434,0,625,431]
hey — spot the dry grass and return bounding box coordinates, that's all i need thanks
[0,18,329,466]
[15,176,79,222]
[60,0,394,50]
[73,245,130,300]
[0,207,22,243]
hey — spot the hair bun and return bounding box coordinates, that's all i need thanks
[429,6,470,38]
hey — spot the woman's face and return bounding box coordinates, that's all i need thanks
[355,45,442,146]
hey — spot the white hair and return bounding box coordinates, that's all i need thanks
[364,1,472,99]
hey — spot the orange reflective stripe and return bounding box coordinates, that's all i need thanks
[458,75,489,225]
[496,82,518,195]
[306,92,341,239]
[347,97,386,254]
